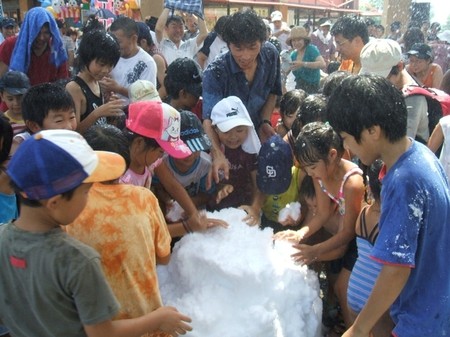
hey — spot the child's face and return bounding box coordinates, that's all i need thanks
[87,59,113,80]
[1,92,23,116]
[282,114,296,130]
[56,183,92,225]
[305,196,317,216]
[172,151,200,171]
[303,160,327,180]
[339,131,377,166]
[217,125,249,149]
[41,109,77,132]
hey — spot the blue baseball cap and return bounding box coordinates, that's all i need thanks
[7,130,126,200]
[256,135,293,195]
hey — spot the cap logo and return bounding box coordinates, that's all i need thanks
[226,107,238,118]
[266,165,276,178]
[161,115,181,142]
[180,128,200,136]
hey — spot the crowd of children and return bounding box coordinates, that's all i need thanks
[0,6,450,337]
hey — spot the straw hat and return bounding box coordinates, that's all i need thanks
[286,26,310,45]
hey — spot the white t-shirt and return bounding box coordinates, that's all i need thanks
[157,37,201,65]
[439,115,450,179]
[205,36,228,69]
[270,22,290,51]
[110,47,157,104]
[405,95,429,141]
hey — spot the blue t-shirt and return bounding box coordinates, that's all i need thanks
[291,44,321,85]
[202,41,282,127]
[0,192,17,224]
[372,141,450,337]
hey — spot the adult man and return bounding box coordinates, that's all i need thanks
[0,7,68,85]
[155,8,208,65]
[100,17,157,105]
[330,16,369,74]
[359,38,429,141]
[310,19,336,70]
[269,10,290,51]
[202,9,282,182]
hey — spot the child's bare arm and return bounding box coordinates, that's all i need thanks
[428,122,444,153]
[302,174,364,260]
[344,265,410,337]
[84,306,192,337]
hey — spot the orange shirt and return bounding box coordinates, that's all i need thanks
[66,183,171,334]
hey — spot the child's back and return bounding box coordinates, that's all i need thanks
[0,223,120,336]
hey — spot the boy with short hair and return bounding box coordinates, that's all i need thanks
[327,74,450,337]
[11,82,77,154]
[0,71,30,135]
[1,129,192,336]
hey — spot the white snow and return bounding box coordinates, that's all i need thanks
[158,208,322,337]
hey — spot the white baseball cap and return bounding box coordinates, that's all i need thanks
[360,38,402,78]
[211,96,261,154]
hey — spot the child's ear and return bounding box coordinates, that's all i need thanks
[328,148,338,161]
[26,120,42,134]
[43,194,63,210]
[367,125,381,140]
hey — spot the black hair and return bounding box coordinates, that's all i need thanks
[84,124,131,169]
[326,61,341,74]
[390,21,401,32]
[109,16,138,37]
[297,94,328,127]
[327,74,407,143]
[321,70,351,97]
[331,16,369,44]
[403,27,424,52]
[0,116,13,164]
[299,175,315,200]
[367,159,383,202]
[214,15,230,36]
[77,30,120,70]
[166,15,184,27]
[123,128,160,150]
[280,89,307,117]
[10,180,76,208]
[375,24,385,35]
[365,18,375,27]
[387,64,401,77]
[81,15,105,35]
[222,9,267,45]
[294,121,344,167]
[164,57,202,99]
[22,83,74,127]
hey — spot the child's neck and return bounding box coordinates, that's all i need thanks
[78,70,98,85]
[380,136,412,172]
[14,206,61,233]
[129,161,146,175]
[5,109,22,122]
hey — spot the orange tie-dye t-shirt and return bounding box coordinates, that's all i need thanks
[66,183,171,325]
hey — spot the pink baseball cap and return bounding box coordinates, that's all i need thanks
[126,101,192,159]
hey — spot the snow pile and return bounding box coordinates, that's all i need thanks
[158,208,322,337]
